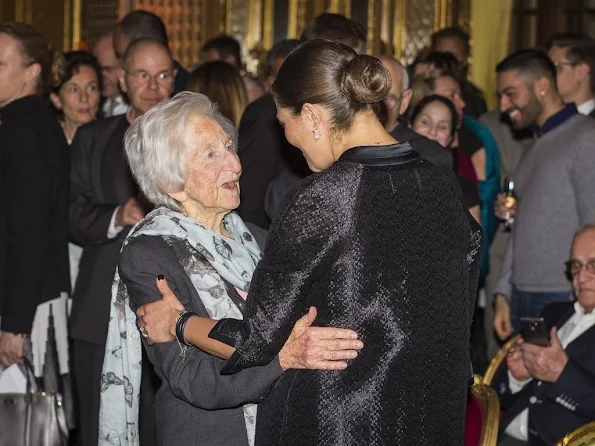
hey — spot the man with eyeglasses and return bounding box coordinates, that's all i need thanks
[377,55,452,168]
[493,224,595,446]
[547,34,595,118]
[69,38,175,446]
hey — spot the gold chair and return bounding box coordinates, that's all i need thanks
[468,374,501,446]
[482,334,521,386]
[555,421,595,446]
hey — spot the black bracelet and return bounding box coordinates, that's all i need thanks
[175,311,197,346]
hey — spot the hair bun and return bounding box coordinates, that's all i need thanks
[340,54,392,104]
[49,46,66,89]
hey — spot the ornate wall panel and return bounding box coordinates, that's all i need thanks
[86,0,119,47]
[132,0,203,67]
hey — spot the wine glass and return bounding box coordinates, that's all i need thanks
[502,177,516,229]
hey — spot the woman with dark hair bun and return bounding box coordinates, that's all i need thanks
[139,40,482,445]
[0,22,73,429]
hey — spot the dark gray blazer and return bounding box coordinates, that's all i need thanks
[118,224,282,446]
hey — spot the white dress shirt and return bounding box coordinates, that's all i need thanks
[577,99,595,117]
[102,95,129,118]
[506,302,595,440]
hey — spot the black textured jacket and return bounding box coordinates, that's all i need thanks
[211,143,483,445]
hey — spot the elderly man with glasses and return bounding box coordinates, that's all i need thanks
[69,38,176,446]
[493,224,595,446]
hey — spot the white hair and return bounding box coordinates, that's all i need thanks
[124,91,238,211]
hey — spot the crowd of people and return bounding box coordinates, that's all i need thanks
[0,8,594,446]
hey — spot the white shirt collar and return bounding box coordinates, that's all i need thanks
[573,300,595,317]
[577,98,595,116]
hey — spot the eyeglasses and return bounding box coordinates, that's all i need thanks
[384,92,405,109]
[565,259,595,279]
[125,70,175,86]
[552,61,576,72]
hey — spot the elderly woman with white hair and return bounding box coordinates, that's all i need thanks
[99,91,362,446]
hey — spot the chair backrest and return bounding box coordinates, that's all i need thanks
[556,421,595,446]
[466,375,500,446]
[483,334,521,385]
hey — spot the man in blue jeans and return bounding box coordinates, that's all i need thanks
[492,49,595,340]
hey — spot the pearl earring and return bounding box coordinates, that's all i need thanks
[312,129,321,141]
[540,91,545,96]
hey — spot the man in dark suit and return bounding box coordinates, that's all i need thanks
[113,9,189,94]
[236,14,366,228]
[69,38,175,446]
[494,224,595,446]
[547,35,595,118]
[378,55,453,169]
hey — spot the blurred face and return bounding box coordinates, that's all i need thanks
[434,36,467,65]
[380,58,404,131]
[569,229,595,313]
[276,104,333,173]
[92,34,120,98]
[172,116,242,215]
[548,45,583,104]
[412,101,453,148]
[51,65,100,126]
[497,70,543,130]
[432,75,465,127]
[0,33,40,108]
[201,48,220,63]
[112,27,129,61]
[118,44,175,118]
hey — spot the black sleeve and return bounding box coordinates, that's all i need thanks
[69,126,118,245]
[1,128,54,333]
[119,236,283,409]
[458,125,483,157]
[210,175,352,374]
[458,175,480,209]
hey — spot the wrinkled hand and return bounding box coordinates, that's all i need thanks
[278,307,363,371]
[0,332,26,367]
[116,197,146,227]
[494,295,513,340]
[507,338,531,381]
[521,327,568,383]
[137,277,185,344]
[495,193,517,221]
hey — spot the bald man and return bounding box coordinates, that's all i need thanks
[378,55,452,168]
[92,32,128,117]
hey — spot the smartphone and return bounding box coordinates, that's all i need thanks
[520,317,550,347]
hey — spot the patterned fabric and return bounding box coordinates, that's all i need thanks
[99,207,261,446]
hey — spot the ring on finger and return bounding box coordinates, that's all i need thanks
[139,326,149,339]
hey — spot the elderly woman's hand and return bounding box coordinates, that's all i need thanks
[137,277,186,344]
[278,307,363,371]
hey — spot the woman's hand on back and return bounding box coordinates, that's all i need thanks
[137,277,185,344]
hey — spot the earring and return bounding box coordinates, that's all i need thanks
[540,91,545,96]
[312,129,321,141]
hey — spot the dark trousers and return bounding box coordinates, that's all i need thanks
[72,339,159,446]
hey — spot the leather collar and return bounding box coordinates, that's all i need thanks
[337,142,420,166]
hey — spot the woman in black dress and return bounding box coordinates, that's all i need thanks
[140,40,482,445]
[0,22,72,425]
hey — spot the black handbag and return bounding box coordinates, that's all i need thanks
[0,358,69,446]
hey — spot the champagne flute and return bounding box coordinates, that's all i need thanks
[502,177,516,229]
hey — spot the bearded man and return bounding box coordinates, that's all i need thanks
[491,49,595,341]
